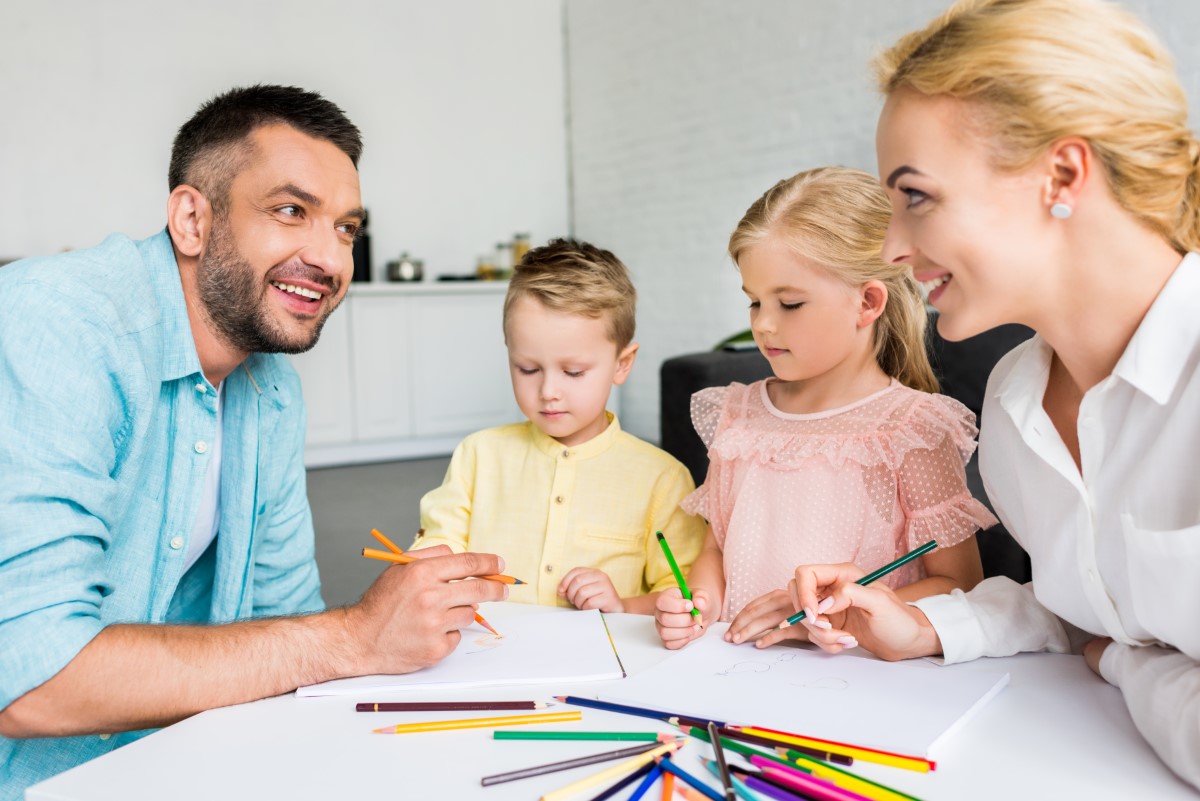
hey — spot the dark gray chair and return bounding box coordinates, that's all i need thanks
[659,318,1034,584]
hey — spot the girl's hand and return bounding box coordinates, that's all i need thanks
[726,589,810,648]
[790,563,941,660]
[654,587,712,650]
[558,567,625,613]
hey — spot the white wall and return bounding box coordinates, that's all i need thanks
[564,0,1200,443]
[0,1,569,280]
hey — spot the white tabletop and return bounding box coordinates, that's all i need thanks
[27,603,1199,800]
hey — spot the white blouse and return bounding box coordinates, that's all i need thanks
[913,252,1200,790]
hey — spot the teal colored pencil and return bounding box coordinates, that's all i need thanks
[780,540,939,629]
[494,731,664,742]
[656,531,701,622]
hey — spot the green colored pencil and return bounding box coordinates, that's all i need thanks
[494,731,665,742]
[780,540,939,628]
[656,531,700,621]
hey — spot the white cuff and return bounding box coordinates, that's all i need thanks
[1098,640,1126,688]
[910,589,985,665]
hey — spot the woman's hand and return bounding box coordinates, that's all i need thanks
[726,589,810,647]
[1084,637,1113,676]
[790,563,942,660]
[654,587,713,650]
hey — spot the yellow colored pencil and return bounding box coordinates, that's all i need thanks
[540,739,682,801]
[739,727,932,773]
[372,710,580,734]
[789,752,927,801]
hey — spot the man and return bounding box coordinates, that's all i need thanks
[0,85,506,797]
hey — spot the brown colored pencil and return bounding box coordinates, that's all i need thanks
[356,701,551,712]
[481,741,664,786]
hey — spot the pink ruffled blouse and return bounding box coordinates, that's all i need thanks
[682,379,998,622]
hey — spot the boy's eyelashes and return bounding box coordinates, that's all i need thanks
[515,366,587,377]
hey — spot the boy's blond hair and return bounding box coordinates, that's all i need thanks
[503,238,637,350]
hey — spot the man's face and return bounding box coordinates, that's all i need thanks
[196,123,364,355]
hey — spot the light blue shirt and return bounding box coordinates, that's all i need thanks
[0,230,324,798]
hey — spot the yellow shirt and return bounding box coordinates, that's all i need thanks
[414,414,706,607]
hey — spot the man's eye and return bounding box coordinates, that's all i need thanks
[279,205,302,217]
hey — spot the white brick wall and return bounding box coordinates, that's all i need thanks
[565,0,1200,443]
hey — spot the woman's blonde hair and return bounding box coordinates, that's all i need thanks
[729,167,938,394]
[877,0,1200,253]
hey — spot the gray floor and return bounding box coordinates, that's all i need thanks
[306,456,450,608]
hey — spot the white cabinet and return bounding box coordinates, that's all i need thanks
[289,282,521,467]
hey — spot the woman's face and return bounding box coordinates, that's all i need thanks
[876,89,1055,341]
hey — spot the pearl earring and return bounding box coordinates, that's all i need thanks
[1050,202,1073,220]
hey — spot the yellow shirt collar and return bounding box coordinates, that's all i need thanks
[527,411,621,460]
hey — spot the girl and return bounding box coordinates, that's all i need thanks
[789,0,1200,790]
[655,166,995,651]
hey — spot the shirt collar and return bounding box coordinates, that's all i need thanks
[1111,252,1200,405]
[528,411,621,459]
[139,229,203,383]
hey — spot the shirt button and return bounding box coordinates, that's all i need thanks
[98,733,111,741]
[170,536,184,550]
[195,383,206,394]
[545,565,554,573]
[562,449,570,458]
[194,440,208,454]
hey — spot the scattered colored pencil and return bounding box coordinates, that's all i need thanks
[782,751,926,801]
[481,741,664,786]
[372,710,579,734]
[494,730,670,742]
[701,758,765,801]
[627,765,663,801]
[717,725,854,766]
[661,771,675,801]
[707,721,735,801]
[585,762,656,801]
[657,756,725,801]
[744,774,809,801]
[656,531,701,622]
[754,759,873,801]
[737,726,934,773]
[364,528,505,635]
[780,541,937,628]
[540,740,683,801]
[678,725,793,769]
[555,695,724,727]
[362,545,526,585]
[357,701,549,712]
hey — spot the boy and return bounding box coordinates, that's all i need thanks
[412,239,705,614]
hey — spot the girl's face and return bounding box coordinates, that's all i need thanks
[876,89,1055,341]
[739,240,874,384]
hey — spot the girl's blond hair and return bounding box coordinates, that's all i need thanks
[877,0,1200,254]
[729,167,938,394]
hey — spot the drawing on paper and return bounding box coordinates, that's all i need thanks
[464,632,516,654]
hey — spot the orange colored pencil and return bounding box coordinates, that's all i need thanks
[364,532,504,636]
[362,542,525,586]
[661,771,675,800]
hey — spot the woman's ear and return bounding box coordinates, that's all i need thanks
[1043,137,1092,214]
[857,281,888,328]
[166,185,212,258]
[613,342,639,385]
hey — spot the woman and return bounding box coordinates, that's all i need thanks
[778,0,1200,789]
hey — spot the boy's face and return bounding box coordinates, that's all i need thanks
[506,295,637,447]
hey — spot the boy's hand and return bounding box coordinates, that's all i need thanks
[654,587,712,650]
[726,589,810,648]
[558,567,625,613]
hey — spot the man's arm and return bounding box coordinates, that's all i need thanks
[0,550,508,738]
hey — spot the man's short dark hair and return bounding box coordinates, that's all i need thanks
[168,84,362,213]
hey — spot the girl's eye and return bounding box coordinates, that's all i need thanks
[565,370,584,378]
[901,187,930,209]
[780,302,803,311]
[517,367,539,375]
[747,300,760,309]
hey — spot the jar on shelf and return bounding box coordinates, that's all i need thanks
[476,253,497,280]
[512,232,531,266]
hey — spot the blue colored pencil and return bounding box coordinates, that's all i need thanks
[627,765,663,801]
[553,695,725,728]
[658,756,726,801]
[583,761,655,801]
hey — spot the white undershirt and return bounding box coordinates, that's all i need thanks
[185,382,224,572]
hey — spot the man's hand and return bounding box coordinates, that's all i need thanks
[790,563,941,660]
[654,587,712,650]
[347,546,508,675]
[558,567,625,613]
[725,589,810,648]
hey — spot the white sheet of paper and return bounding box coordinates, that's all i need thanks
[296,608,625,697]
[603,632,1008,757]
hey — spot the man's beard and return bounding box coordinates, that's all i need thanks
[197,220,338,355]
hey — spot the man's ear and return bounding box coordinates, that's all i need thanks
[857,281,888,329]
[167,185,212,258]
[613,342,639,385]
